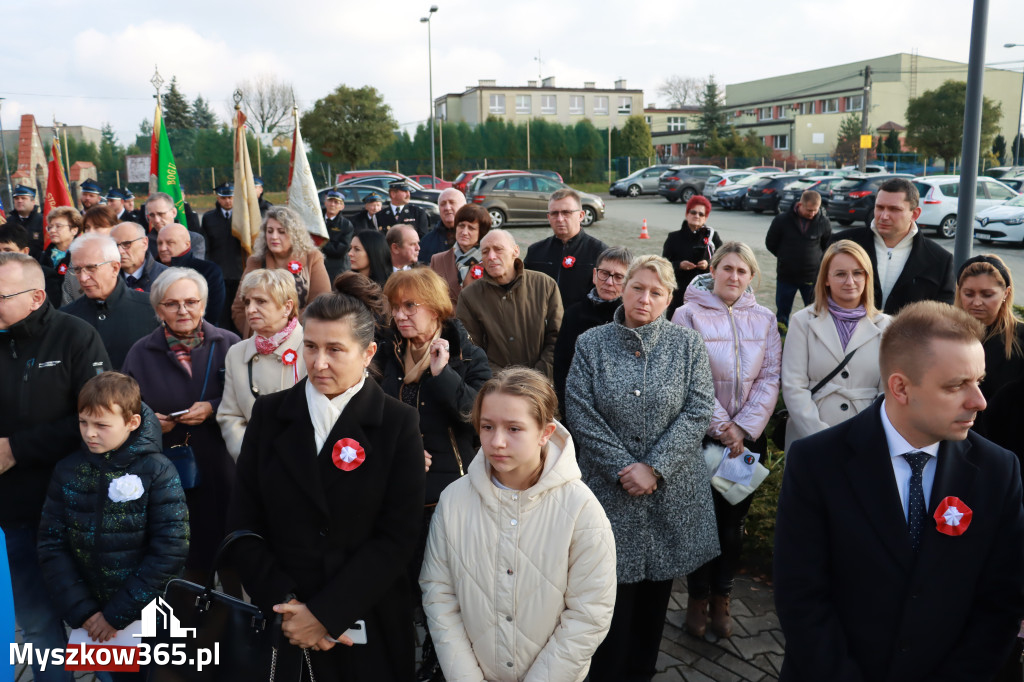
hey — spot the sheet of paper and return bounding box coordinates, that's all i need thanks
[714,448,760,486]
[68,620,143,648]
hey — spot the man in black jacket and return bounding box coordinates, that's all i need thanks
[765,190,832,326]
[112,221,167,292]
[377,181,429,235]
[418,187,466,264]
[828,177,954,315]
[62,234,160,368]
[6,185,45,258]
[322,189,355,281]
[157,223,226,324]
[524,188,608,309]
[0,252,111,682]
[202,183,243,328]
[351,192,385,232]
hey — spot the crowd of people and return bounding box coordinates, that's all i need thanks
[1,173,1023,682]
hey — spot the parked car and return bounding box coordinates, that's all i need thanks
[1002,178,1024,192]
[973,193,1024,244]
[746,166,785,173]
[985,166,1024,180]
[744,173,799,214]
[841,164,888,173]
[789,168,850,177]
[826,173,913,226]
[334,169,395,184]
[777,176,845,214]
[912,175,1018,238]
[610,164,676,197]
[702,170,758,203]
[657,165,722,203]
[715,174,765,210]
[466,172,604,228]
[316,184,441,223]
[339,175,441,204]
[532,169,564,183]
[408,174,453,190]
[452,169,529,194]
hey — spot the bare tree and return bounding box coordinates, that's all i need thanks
[234,73,296,136]
[657,75,707,108]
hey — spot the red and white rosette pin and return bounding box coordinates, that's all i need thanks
[332,438,365,472]
[287,260,303,275]
[934,496,972,536]
[281,349,299,384]
[58,263,68,275]
[469,264,484,280]
[562,255,576,269]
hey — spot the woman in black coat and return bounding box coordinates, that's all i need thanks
[377,267,491,679]
[228,273,425,682]
[662,195,722,318]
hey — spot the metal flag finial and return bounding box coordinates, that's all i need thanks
[233,89,243,109]
[150,66,164,95]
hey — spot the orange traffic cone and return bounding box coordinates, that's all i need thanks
[639,218,650,240]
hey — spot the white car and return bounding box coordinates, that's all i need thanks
[973,193,1024,244]
[703,170,758,202]
[912,176,1019,238]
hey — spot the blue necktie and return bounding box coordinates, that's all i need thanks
[125,274,139,288]
[904,451,930,551]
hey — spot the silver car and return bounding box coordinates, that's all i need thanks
[609,165,675,197]
[703,170,758,202]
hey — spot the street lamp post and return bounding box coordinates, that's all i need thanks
[421,6,439,184]
[1007,43,1024,165]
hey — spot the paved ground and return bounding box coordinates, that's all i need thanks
[16,573,781,681]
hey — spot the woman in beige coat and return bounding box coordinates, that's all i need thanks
[420,368,616,682]
[781,240,891,451]
[217,268,307,459]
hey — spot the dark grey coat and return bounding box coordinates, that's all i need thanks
[566,308,719,583]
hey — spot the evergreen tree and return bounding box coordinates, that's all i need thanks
[192,95,219,129]
[619,115,654,159]
[161,77,193,129]
[905,80,1001,172]
[834,114,864,166]
[885,129,902,155]
[694,75,728,148]
[97,122,124,173]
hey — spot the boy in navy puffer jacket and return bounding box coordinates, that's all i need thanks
[37,372,189,655]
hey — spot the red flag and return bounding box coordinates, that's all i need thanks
[43,139,73,248]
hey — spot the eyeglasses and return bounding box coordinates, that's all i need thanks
[0,287,38,302]
[46,222,72,232]
[392,301,423,316]
[687,210,707,217]
[116,237,147,251]
[546,209,580,219]
[71,261,115,277]
[596,268,626,284]
[159,299,203,312]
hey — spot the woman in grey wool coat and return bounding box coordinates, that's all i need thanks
[567,254,719,682]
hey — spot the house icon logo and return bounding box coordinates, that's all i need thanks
[133,597,197,639]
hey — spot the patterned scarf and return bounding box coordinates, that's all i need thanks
[49,248,68,269]
[164,325,205,376]
[254,317,298,355]
[454,244,482,284]
[827,296,866,351]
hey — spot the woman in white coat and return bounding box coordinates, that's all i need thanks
[420,367,617,682]
[781,239,891,451]
[217,269,306,459]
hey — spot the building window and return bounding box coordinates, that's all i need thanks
[759,107,773,121]
[569,95,584,115]
[667,116,685,132]
[617,97,632,115]
[823,98,839,113]
[798,102,813,115]
[644,115,652,128]
[844,95,863,111]
[437,102,446,120]
[774,134,789,150]
[594,96,609,115]
[515,95,531,114]
[541,95,556,114]
[489,94,505,114]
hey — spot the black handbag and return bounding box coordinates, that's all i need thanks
[163,341,217,490]
[146,530,305,682]
[775,348,858,447]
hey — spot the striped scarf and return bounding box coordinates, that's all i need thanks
[164,325,205,376]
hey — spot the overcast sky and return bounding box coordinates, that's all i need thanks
[2,0,1023,147]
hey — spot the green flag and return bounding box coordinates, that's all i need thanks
[154,101,187,226]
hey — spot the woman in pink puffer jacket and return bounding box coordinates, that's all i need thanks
[670,241,781,641]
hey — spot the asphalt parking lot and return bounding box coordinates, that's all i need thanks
[503,195,1024,315]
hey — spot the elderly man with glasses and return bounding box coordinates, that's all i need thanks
[111,221,167,293]
[144,192,206,262]
[524,188,608,309]
[0,252,110,682]
[60,233,159,369]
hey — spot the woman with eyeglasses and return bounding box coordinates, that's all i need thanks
[122,267,241,588]
[662,195,722,318]
[40,206,81,274]
[375,267,491,681]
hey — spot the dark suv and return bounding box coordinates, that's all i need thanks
[827,174,912,226]
[777,176,845,214]
[657,165,721,203]
[744,174,798,214]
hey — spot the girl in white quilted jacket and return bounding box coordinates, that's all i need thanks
[420,367,617,682]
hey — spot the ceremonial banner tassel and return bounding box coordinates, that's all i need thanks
[232,109,262,255]
[43,138,73,247]
[287,107,328,246]
[152,100,187,226]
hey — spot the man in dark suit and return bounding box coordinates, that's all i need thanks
[157,223,225,325]
[377,181,428,235]
[774,301,1024,682]
[322,189,354,281]
[202,183,243,329]
[829,177,954,315]
[351,192,385,232]
[111,222,166,292]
